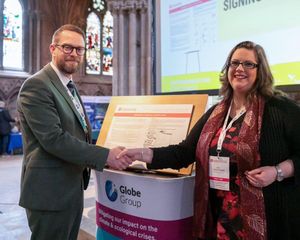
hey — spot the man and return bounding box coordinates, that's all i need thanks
[0,101,15,155]
[17,24,132,240]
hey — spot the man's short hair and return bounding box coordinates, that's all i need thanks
[52,24,85,44]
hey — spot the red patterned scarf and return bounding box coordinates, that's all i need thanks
[193,95,267,239]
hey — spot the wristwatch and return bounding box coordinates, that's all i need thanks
[275,165,284,182]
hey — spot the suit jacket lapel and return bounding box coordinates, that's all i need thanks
[43,64,89,135]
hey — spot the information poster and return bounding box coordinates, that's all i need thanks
[104,104,193,169]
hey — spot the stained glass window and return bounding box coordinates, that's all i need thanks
[102,11,113,76]
[92,0,105,12]
[86,0,113,76]
[2,0,23,69]
[86,12,101,74]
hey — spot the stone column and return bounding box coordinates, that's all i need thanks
[118,10,127,95]
[128,3,138,95]
[138,1,147,95]
[34,10,42,72]
[145,0,152,95]
[109,3,120,96]
[107,0,152,96]
[26,9,34,74]
[26,1,42,74]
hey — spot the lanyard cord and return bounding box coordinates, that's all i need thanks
[67,87,88,134]
[216,101,246,155]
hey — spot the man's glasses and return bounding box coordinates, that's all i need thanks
[55,44,85,56]
[228,60,258,69]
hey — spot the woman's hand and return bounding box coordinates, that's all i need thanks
[117,148,153,164]
[245,160,294,188]
[245,166,277,188]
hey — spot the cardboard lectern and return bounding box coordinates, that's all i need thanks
[94,94,208,240]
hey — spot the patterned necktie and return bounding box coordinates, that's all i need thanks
[67,80,76,97]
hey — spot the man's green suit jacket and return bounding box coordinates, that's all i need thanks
[17,64,109,211]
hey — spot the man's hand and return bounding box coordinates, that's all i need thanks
[106,147,134,170]
[117,148,153,164]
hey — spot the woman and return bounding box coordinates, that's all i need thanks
[119,41,300,239]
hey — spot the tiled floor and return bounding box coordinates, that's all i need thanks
[0,154,97,240]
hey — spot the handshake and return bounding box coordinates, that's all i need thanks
[106,147,153,171]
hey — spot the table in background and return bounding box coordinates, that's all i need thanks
[7,132,23,154]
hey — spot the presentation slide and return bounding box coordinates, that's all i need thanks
[156,0,300,93]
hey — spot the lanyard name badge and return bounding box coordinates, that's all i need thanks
[67,88,88,134]
[209,101,246,191]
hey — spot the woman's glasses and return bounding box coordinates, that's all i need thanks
[228,60,258,69]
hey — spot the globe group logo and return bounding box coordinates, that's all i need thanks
[105,180,118,202]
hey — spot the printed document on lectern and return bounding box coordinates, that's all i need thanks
[104,104,193,169]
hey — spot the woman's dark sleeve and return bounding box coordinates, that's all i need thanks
[149,105,215,170]
[282,98,300,185]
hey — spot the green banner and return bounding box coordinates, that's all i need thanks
[162,61,300,92]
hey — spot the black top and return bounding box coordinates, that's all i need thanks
[208,114,246,239]
[0,107,15,135]
[150,96,300,240]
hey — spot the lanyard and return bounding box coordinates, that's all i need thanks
[66,88,88,134]
[216,101,246,155]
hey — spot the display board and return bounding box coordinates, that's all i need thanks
[97,94,208,175]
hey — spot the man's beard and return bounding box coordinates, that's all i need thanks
[57,57,81,75]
